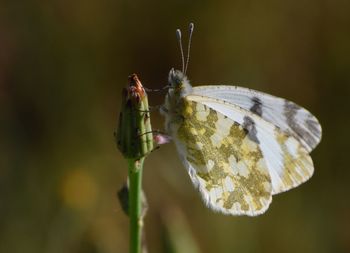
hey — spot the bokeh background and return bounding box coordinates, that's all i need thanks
[1,0,350,252]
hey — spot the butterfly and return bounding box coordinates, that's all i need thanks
[160,23,322,216]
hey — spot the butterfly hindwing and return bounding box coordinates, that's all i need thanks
[173,96,272,216]
[192,86,322,152]
[186,94,314,195]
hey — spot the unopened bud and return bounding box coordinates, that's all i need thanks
[115,74,154,159]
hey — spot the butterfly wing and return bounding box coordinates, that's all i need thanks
[184,95,314,195]
[192,86,322,152]
[173,96,272,216]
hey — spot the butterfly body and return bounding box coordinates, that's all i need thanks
[160,68,321,216]
[161,69,192,135]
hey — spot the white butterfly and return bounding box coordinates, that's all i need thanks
[160,24,322,216]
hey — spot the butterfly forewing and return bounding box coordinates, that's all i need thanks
[173,96,272,216]
[192,86,322,152]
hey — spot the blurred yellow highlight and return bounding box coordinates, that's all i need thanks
[61,169,99,211]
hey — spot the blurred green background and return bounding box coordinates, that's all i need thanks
[1,0,350,252]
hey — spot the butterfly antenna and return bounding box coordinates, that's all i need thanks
[184,23,194,75]
[176,29,185,73]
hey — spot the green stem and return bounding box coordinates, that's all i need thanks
[128,157,144,253]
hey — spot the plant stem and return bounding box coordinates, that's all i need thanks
[128,157,144,253]
[116,74,151,253]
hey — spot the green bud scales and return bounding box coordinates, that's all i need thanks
[115,74,154,159]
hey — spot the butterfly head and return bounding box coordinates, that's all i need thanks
[168,68,192,96]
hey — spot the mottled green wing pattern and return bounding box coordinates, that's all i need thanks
[175,98,272,216]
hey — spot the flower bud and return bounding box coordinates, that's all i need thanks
[115,74,154,159]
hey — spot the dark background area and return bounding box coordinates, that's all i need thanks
[1,0,350,252]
